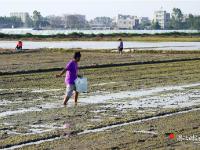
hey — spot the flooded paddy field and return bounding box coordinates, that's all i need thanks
[1,49,200,149]
[1,41,200,50]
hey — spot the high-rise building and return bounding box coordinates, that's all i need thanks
[153,8,170,29]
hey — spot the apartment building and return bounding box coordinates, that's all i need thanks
[153,9,170,29]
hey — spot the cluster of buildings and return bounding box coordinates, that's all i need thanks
[10,12,31,24]
[116,8,171,29]
[10,8,172,29]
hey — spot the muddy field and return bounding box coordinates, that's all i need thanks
[1,48,200,73]
[1,49,200,149]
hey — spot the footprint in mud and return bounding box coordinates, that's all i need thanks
[138,139,146,143]
[53,117,61,121]
[63,132,71,137]
[149,125,156,131]
[32,119,43,125]
[111,147,120,150]
[193,126,199,129]
[0,131,8,139]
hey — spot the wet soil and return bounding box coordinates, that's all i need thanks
[1,49,200,149]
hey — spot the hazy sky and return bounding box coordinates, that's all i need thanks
[1,0,199,19]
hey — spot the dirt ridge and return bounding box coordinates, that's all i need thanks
[1,57,200,76]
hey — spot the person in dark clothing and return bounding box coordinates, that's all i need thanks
[118,38,123,54]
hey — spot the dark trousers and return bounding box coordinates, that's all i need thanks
[16,46,22,50]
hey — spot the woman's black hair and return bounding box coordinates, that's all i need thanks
[74,51,81,59]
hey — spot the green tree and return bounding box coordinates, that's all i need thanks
[46,15,64,28]
[192,16,200,30]
[182,14,200,30]
[151,21,161,30]
[24,16,33,27]
[32,11,50,29]
[170,8,184,29]
[63,15,86,29]
[139,21,151,30]
[33,10,42,28]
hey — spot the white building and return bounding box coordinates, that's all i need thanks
[153,9,170,29]
[117,14,139,29]
[10,12,30,23]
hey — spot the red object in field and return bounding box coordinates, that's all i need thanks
[17,41,23,47]
[169,133,175,139]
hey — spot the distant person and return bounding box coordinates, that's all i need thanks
[118,38,123,54]
[15,41,23,51]
[56,51,81,105]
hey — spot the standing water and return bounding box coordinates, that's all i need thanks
[0,41,200,50]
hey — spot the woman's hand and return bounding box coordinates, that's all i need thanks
[78,74,83,78]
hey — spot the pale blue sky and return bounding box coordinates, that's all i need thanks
[1,0,199,19]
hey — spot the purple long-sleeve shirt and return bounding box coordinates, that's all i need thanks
[65,60,78,85]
